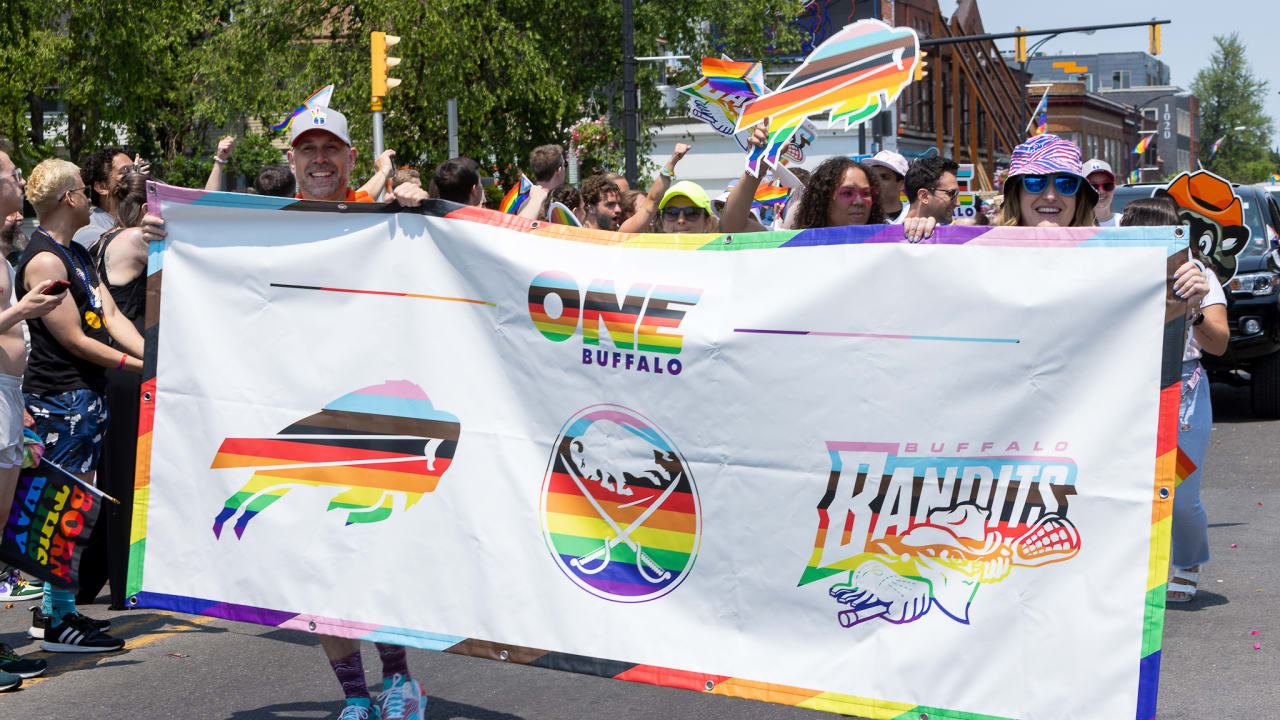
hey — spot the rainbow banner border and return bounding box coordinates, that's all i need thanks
[130,184,1184,720]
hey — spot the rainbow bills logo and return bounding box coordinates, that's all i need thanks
[800,442,1081,627]
[540,405,701,602]
[210,381,460,538]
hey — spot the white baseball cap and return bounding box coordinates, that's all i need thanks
[1081,158,1115,181]
[290,106,351,147]
[863,150,909,178]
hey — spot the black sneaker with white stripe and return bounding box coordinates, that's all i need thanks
[40,613,125,653]
[28,606,110,640]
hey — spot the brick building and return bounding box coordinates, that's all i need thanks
[1036,82,1149,178]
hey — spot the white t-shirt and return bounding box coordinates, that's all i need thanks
[1185,271,1226,361]
[1098,212,1123,227]
[888,204,909,225]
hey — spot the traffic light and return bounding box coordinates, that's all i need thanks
[1015,27,1027,63]
[1149,24,1161,55]
[914,50,929,82]
[371,31,401,104]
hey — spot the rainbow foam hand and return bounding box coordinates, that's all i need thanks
[498,174,533,214]
[20,427,44,469]
[546,201,582,227]
[735,20,919,175]
[678,56,769,139]
[269,84,335,132]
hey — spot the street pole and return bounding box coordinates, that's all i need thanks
[622,0,638,186]
[372,106,384,159]
[447,98,459,158]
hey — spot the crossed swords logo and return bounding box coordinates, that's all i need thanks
[560,447,681,585]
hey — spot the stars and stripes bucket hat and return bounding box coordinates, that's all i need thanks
[1006,134,1098,202]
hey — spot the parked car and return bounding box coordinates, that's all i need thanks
[1113,182,1280,417]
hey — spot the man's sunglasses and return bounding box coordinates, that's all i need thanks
[662,206,705,220]
[0,168,22,183]
[1021,174,1082,196]
[929,187,960,200]
[1090,181,1115,192]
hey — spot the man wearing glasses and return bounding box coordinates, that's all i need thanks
[902,156,961,227]
[1083,159,1121,227]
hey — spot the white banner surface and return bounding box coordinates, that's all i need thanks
[131,184,1185,720]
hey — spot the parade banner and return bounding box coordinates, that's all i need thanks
[130,183,1188,720]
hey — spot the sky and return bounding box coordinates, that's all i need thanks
[965,0,1280,148]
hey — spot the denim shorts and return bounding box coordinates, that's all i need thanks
[24,389,110,475]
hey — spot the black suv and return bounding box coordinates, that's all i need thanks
[1113,183,1280,417]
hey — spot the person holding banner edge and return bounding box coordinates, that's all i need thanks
[17,158,145,654]
[1121,197,1226,603]
[142,99,430,720]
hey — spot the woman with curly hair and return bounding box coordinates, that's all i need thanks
[790,156,885,229]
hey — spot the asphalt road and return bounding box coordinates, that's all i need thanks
[0,382,1274,720]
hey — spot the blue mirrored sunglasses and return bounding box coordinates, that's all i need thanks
[1021,174,1081,196]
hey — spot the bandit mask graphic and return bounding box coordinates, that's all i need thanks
[210,381,460,538]
[1156,170,1250,284]
[540,405,700,602]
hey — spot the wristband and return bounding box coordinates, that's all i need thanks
[118,353,128,369]
[212,157,228,165]
[659,167,675,178]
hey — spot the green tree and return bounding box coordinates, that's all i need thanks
[0,0,806,187]
[1192,33,1275,183]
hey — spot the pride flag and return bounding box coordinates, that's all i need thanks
[499,174,533,214]
[1132,134,1154,154]
[1128,169,1141,184]
[1271,173,1280,183]
[1035,111,1047,135]
[752,182,790,208]
[1209,135,1227,158]
[269,85,335,133]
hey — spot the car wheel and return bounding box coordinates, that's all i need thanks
[1250,352,1280,418]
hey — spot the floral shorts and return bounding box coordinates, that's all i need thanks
[24,389,110,475]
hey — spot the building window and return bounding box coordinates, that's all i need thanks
[1077,73,1093,92]
[1112,70,1131,89]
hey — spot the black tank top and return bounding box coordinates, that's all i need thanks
[93,229,146,331]
[16,228,111,395]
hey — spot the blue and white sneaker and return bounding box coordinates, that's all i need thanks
[336,702,379,720]
[375,673,425,720]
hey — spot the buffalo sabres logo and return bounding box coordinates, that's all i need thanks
[540,405,700,602]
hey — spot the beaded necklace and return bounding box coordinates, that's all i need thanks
[34,226,101,310]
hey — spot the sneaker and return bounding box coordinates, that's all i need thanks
[0,668,20,692]
[0,643,46,678]
[28,605,110,640]
[0,570,42,601]
[336,703,378,720]
[375,673,425,720]
[39,613,125,653]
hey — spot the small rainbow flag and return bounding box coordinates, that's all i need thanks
[1269,173,1279,183]
[1035,111,1047,135]
[1132,133,1154,154]
[1209,135,1227,158]
[1174,445,1198,488]
[499,174,532,214]
[752,182,790,208]
[1128,169,1141,184]
[269,85,334,132]
[700,57,768,99]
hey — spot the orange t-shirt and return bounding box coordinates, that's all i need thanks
[295,188,373,203]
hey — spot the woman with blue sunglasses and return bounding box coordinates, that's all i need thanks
[998,134,1098,228]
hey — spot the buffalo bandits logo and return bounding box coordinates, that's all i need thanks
[799,442,1081,627]
[539,405,701,602]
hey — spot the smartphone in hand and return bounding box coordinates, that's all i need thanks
[42,280,72,295]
